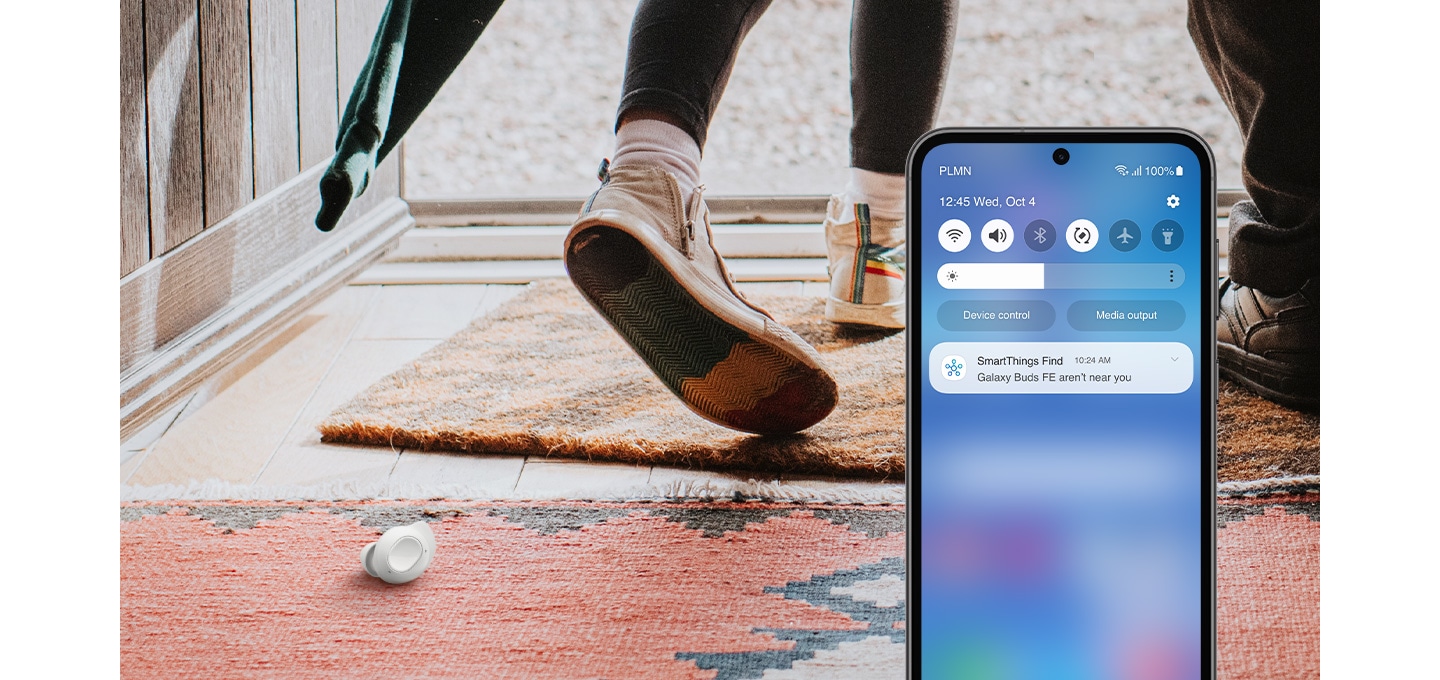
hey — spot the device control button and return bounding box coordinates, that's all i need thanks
[937,300,1056,332]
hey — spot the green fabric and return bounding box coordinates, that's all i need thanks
[317,0,505,231]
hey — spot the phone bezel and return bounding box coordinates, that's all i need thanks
[903,128,1218,678]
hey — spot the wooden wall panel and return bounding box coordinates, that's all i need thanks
[121,161,408,375]
[123,0,414,439]
[200,0,254,226]
[250,0,301,195]
[296,0,340,169]
[121,0,151,276]
[145,0,206,254]
[336,0,387,123]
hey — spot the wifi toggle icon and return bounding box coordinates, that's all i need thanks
[938,219,971,252]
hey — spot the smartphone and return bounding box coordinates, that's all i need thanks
[906,129,1216,679]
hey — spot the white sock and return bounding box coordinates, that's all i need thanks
[611,118,702,198]
[842,168,906,221]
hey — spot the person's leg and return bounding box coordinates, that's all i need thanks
[824,0,957,327]
[849,0,957,179]
[616,0,774,151]
[607,0,774,199]
[564,0,839,435]
[1189,0,1320,409]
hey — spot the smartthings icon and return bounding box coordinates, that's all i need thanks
[941,355,967,381]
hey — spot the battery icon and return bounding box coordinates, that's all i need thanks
[1175,165,1184,176]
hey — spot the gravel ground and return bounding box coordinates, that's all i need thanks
[401,0,1244,198]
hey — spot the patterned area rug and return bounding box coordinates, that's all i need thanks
[121,496,1318,678]
[319,280,1319,484]
[1217,491,1320,679]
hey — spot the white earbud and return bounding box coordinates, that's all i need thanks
[361,521,436,584]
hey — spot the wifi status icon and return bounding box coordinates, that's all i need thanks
[1114,164,1129,176]
[939,218,971,252]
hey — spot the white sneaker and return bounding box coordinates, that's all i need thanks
[823,196,905,328]
[565,162,839,434]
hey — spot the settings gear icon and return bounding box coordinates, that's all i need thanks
[1166,194,1181,209]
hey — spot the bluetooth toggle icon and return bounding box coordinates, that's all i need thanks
[1025,219,1055,252]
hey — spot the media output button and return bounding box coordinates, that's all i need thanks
[1067,300,1187,332]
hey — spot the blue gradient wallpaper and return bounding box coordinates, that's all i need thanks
[911,134,1211,679]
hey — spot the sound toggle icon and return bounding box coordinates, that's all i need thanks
[980,219,1014,252]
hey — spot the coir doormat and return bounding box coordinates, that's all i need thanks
[320,280,1319,483]
[121,496,1317,678]
[321,280,906,479]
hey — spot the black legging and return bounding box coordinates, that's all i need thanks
[617,0,958,175]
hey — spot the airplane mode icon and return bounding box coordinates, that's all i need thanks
[1109,219,1141,251]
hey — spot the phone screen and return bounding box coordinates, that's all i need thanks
[907,130,1215,679]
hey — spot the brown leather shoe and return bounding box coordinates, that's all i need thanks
[1217,277,1319,411]
[564,162,839,434]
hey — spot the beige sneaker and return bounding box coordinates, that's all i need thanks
[823,196,905,328]
[564,161,838,434]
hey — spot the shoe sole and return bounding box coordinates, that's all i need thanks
[566,224,837,434]
[1217,343,1319,412]
[825,297,904,329]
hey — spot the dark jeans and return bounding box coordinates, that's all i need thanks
[618,0,957,175]
[1189,0,1319,295]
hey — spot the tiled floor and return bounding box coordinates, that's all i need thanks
[121,278,902,501]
